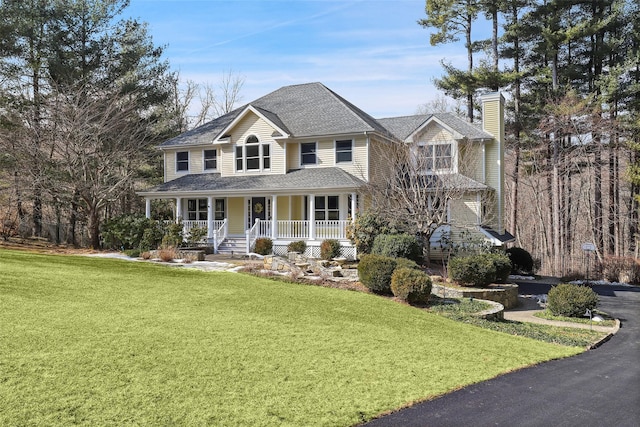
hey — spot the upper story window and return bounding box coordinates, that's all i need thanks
[335,139,353,163]
[204,149,217,171]
[301,142,317,165]
[416,142,453,172]
[235,135,270,172]
[176,151,189,172]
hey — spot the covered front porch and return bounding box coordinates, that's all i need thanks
[143,193,358,259]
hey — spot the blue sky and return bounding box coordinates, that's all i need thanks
[126,0,482,118]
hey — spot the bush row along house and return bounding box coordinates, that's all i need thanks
[137,82,513,258]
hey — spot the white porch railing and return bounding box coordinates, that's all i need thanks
[212,219,228,254]
[183,220,208,235]
[253,219,350,242]
[245,218,260,253]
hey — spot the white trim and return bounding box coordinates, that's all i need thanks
[175,150,189,174]
[202,148,218,172]
[334,138,354,165]
[214,105,290,144]
[300,141,318,167]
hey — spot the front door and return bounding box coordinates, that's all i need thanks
[249,197,266,227]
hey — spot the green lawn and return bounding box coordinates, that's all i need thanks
[0,249,581,426]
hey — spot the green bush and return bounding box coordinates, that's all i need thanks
[140,224,164,251]
[186,225,208,246]
[371,234,422,263]
[161,221,184,248]
[320,239,342,260]
[547,284,598,317]
[395,257,420,270]
[253,238,273,255]
[391,268,432,304]
[491,252,512,283]
[506,247,534,274]
[101,214,158,250]
[124,248,142,258]
[357,254,397,295]
[287,240,307,254]
[448,252,512,287]
[347,212,399,254]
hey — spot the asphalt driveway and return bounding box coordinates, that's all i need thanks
[363,283,640,427]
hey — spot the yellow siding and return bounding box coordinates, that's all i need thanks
[227,197,245,234]
[191,150,203,174]
[481,94,505,232]
[450,196,479,228]
[287,143,299,171]
[277,197,290,220]
[458,143,483,182]
[290,195,303,220]
[222,112,286,177]
[165,151,176,182]
[420,122,454,143]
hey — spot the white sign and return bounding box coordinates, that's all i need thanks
[582,243,596,252]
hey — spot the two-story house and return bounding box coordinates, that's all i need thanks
[137,82,513,258]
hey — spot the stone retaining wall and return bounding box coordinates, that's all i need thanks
[432,283,519,309]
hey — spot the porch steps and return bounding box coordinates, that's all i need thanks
[216,237,247,255]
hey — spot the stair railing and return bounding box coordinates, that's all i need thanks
[245,218,260,254]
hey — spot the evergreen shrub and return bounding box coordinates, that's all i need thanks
[287,240,307,254]
[391,268,432,304]
[371,234,422,263]
[320,239,341,260]
[547,284,598,317]
[357,254,397,295]
[506,247,534,274]
[253,238,273,255]
[448,252,512,287]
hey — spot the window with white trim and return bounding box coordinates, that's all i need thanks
[235,135,271,171]
[214,198,226,220]
[335,139,353,163]
[187,198,208,220]
[416,142,453,172]
[204,149,217,171]
[301,142,317,165]
[176,151,189,172]
[315,195,339,220]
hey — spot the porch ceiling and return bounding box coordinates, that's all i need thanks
[138,167,365,197]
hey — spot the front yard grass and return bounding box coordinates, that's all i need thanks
[0,249,582,426]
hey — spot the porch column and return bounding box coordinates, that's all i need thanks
[309,194,316,240]
[207,196,214,239]
[175,197,182,223]
[145,198,151,219]
[271,195,278,240]
[350,192,357,222]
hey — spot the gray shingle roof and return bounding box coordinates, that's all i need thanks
[160,82,394,148]
[139,167,366,195]
[378,113,493,142]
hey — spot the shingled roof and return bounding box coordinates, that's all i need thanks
[377,113,493,142]
[160,82,394,148]
[138,167,366,196]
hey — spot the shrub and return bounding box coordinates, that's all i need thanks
[158,247,177,262]
[395,257,420,270]
[506,247,534,274]
[448,253,511,287]
[357,254,397,295]
[491,252,512,283]
[320,239,342,260]
[186,225,208,246]
[101,214,158,250]
[139,223,164,251]
[347,211,399,254]
[253,238,273,255]
[371,234,422,263]
[287,240,307,254]
[124,249,141,258]
[547,284,598,317]
[162,221,184,248]
[391,268,432,304]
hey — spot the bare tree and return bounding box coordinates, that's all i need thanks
[212,68,245,117]
[44,85,155,248]
[365,135,494,264]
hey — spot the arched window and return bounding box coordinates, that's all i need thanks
[235,135,271,171]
